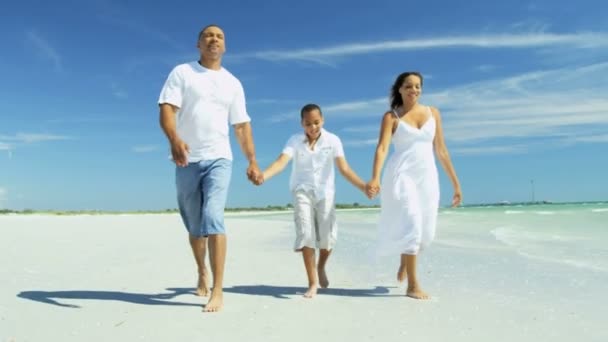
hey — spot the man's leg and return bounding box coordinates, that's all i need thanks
[206,234,226,311]
[201,159,232,312]
[189,236,210,296]
[176,163,210,296]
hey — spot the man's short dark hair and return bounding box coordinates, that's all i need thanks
[198,24,222,40]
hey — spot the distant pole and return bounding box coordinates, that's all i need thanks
[530,179,535,203]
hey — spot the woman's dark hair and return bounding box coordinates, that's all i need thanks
[300,103,322,119]
[390,71,423,109]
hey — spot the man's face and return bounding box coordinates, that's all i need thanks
[197,26,226,59]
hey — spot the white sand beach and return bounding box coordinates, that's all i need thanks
[1,209,606,342]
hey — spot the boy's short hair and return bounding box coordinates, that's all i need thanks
[300,103,322,119]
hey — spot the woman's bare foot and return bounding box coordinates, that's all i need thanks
[406,285,430,299]
[317,267,329,288]
[397,265,407,283]
[196,269,210,297]
[203,290,223,312]
[303,284,318,298]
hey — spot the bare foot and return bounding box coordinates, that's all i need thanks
[406,285,430,300]
[203,290,223,312]
[196,269,210,297]
[303,284,318,298]
[397,265,407,283]
[317,267,329,288]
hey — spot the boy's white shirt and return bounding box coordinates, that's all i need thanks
[282,128,345,201]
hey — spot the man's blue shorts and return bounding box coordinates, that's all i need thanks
[175,158,232,237]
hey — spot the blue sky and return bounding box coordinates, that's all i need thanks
[1,0,607,210]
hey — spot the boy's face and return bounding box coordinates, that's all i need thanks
[301,109,324,139]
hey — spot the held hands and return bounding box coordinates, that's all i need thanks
[170,138,189,167]
[247,161,264,185]
[365,179,380,199]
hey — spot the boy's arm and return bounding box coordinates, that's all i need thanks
[335,157,366,192]
[262,153,291,182]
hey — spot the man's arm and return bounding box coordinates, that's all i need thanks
[159,103,188,167]
[233,122,261,182]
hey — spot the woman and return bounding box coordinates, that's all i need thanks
[366,71,462,299]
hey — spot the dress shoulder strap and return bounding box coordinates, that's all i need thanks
[391,108,400,119]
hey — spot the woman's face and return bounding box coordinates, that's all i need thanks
[399,75,422,104]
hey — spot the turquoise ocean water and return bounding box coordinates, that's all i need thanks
[233,202,607,340]
[234,201,608,278]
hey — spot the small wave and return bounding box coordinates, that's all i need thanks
[535,211,556,215]
[516,251,607,273]
[504,210,525,214]
[491,227,585,245]
[591,208,608,213]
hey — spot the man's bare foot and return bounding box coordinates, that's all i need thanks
[406,285,430,300]
[317,267,329,288]
[196,270,210,297]
[303,284,318,298]
[203,290,223,312]
[397,265,407,283]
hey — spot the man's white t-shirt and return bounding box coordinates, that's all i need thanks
[158,61,250,162]
[282,128,345,201]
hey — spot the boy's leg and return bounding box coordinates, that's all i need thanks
[316,196,336,289]
[293,190,318,298]
[302,247,318,298]
[201,159,232,312]
[403,254,430,299]
[317,249,331,288]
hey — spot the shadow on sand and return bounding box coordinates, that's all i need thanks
[220,285,397,299]
[17,287,199,308]
[18,285,399,307]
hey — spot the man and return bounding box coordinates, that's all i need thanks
[158,24,261,312]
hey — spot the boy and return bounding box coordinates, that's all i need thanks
[255,103,366,298]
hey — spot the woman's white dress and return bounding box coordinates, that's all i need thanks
[377,107,440,256]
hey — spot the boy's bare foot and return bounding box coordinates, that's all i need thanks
[303,284,318,298]
[406,285,430,300]
[196,269,210,297]
[317,267,329,288]
[203,290,223,312]
[397,265,407,283]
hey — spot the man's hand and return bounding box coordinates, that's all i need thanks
[246,161,263,184]
[170,138,189,167]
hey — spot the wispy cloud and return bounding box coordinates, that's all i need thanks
[132,145,160,153]
[26,30,62,71]
[111,83,128,99]
[342,138,378,147]
[93,0,184,51]
[247,32,608,64]
[323,61,608,151]
[452,145,529,156]
[475,64,498,72]
[268,98,386,123]
[0,133,71,155]
[13,133,72,143]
